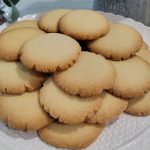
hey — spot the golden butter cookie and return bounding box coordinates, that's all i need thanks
[54,51,116,97]
[38,122,105,149]
[38,9,71,32]
[59,9,109,40]
[136,42,150,64]
[0,90,53,131]
[40,78,103,124]
[125,91,150,116]
[2,20,39,33]
[20,33,81,73]
[110,56,150,98]
[87,92,128,123]
[0,59,46,95]
[136,49,150,64]
[87,23,143,60]
[140,42,149,50]
[0,28,44,61]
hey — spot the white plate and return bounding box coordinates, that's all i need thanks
[0,12,150,150]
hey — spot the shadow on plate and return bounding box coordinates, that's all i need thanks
[0,121,37,140]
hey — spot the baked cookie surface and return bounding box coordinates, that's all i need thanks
[87,23,143,60]
[20,33,81,73]
[59,9,109,40]
[38,122,105,149]
[137,49,150,64]
[54,51,116,97]
[0,28,44,61]
[38,9,70,32]
[140,42,149,50]
[110,56,150,98]
[40,78,102,124]
[87,92,128,123]
[2,20,39,33]
[125,91,150,116]
[136,42,150,64]
[0,90,53,131]
[0,60,46,95]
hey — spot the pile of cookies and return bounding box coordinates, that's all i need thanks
[0,9,150,149]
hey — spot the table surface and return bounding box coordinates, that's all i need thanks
[5,0,150,150]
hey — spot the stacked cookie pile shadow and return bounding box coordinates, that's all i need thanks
[0,9,150,149]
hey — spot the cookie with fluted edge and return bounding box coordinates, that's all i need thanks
[2,20,39,33]
[40,78,103,124]
[140,42,149,50]
[87,23,143,60]
[0,90,53,131]
[0,28,44,61]
[125,91,150,116]
[38,122,105,149]
[54,51,116,97]
[136,42,150,64]
[0,59,47,95]
[109,56,150,98]
[38,9,71,32]
[59,9,109,40]
[20,33,81,73]
[87,92,128,123]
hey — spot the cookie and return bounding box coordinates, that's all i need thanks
[87,92,128,123]
[140,42,149,50]
[20,33,81,73]
[0,59,46,95]
[0,90,53,131]
[2,20,39,33]
[136,49,150,64]
[87,23,143,60]
[125,91,150,116]
[54,51,116,97]
[40,78,103,124]
[59,9,109,40]
[136,42,150,64]
[109,56,150,98]
[0,28,44,61]
[38,122,105,149]
[38,9,71,32]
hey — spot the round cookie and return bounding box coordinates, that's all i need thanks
[38,9,71,32]
[0,28,44,61]
[38,122,105,149]
[0,90,53,131]
[140,42,149,50]
[136,42,150,64]
[125,91,150,116]
[0,59,46,95]
[20,33,81,73]
[2,20,39,33]
[87,92,128,123]
[87,23,143,60]
[59,9,109,40]
[136,49,150,64]
[40,78,103,124]
[109,56,150,98]
[54,51,116,97]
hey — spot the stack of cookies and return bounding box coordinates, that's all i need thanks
[0,9,150,149]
